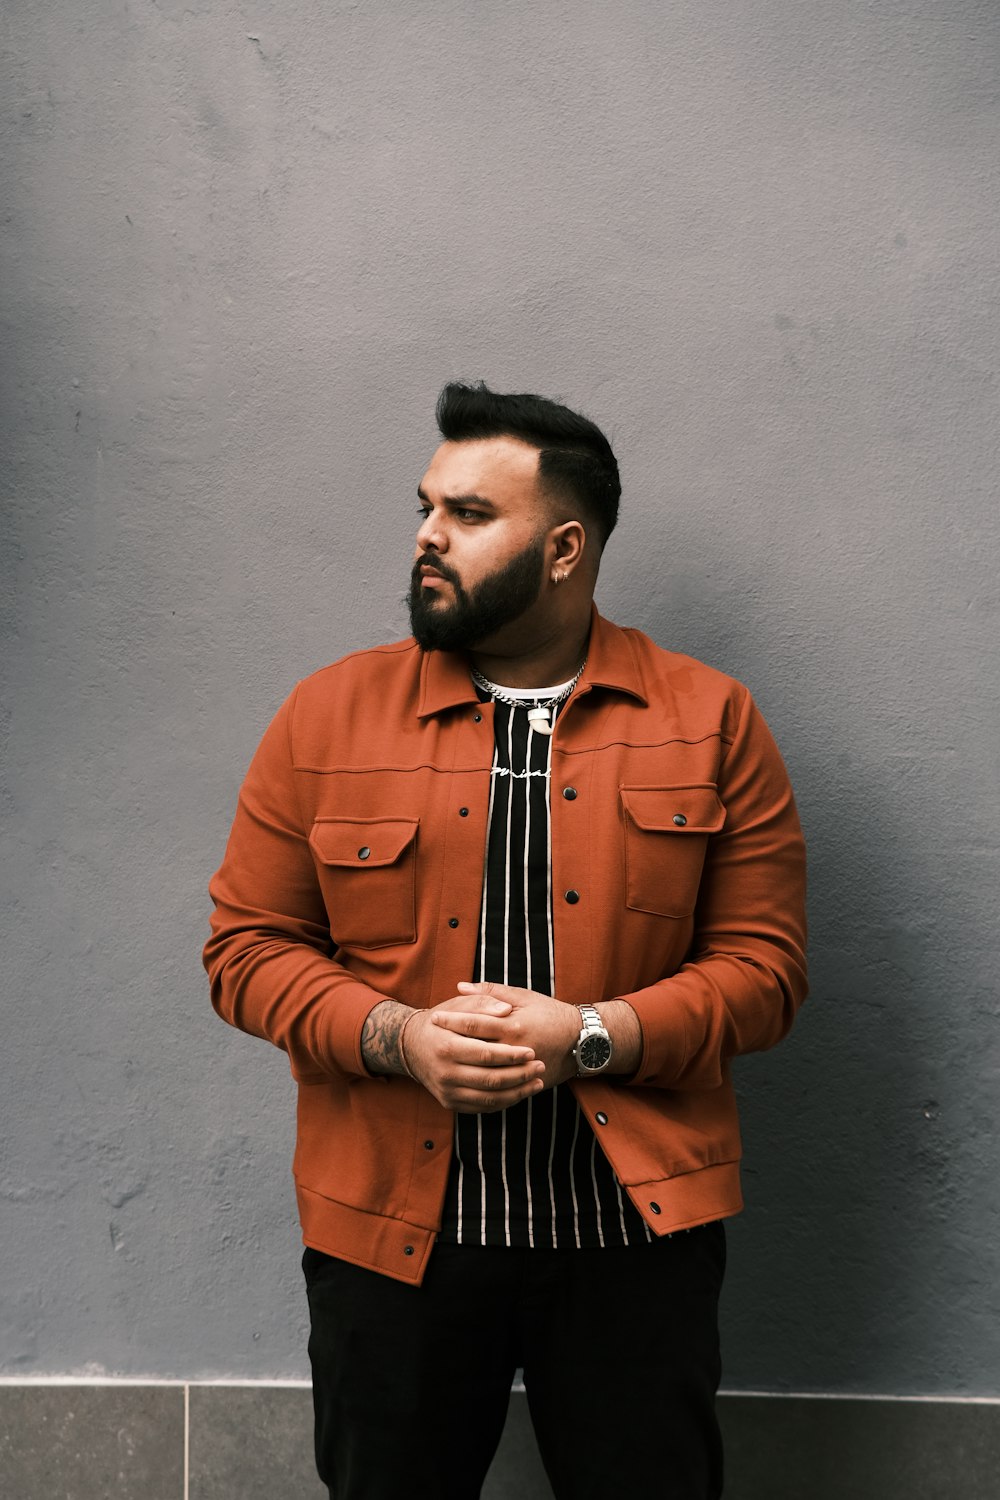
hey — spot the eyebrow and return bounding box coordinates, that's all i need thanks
[416,487,498,512]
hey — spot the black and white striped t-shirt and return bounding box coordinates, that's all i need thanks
[437,684,652,1249]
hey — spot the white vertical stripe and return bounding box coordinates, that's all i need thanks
[454,1121,465,1244]
[568,1104,581,1250]
[589,1135,606,1248]
[469,707,497,1249]
[542,723,558,1247]
[183,1383,190,1500]
[547,1086,559,1246]
[524,1094,534,1248]
[614,1177,629,1243]
[502,708,514,983]
[544,729,556,992]
[524,720,534,991]
[477,1114,486,1248]
[501,1109,511,1247]
[479,732,500,981]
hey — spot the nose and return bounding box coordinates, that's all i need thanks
[416,506,446,554]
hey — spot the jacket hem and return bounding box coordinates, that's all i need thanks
[624,1159,744,1235]
[297,1182,437,1286]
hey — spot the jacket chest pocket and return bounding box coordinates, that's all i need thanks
[620,785,726,919]
[309,817,419,948]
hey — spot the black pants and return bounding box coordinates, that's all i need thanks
[303,1224,725,1500]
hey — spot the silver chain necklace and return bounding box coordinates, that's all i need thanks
[470,658,588,737]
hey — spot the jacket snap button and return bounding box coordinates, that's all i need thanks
[358,846,371,859]
[423,1140,434,1150]
[448,917,459,928]
[672,814,687,827]
[562,787,577,800]
[596,1112,608,1126]
[459,807,469,816]
[649,1201,661,1214]
[564,890,580,904]
[473,712,482,723]
[403,1245,414,1256]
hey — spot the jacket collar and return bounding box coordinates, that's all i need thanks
[578,604,648,705]
[416,604,648,718]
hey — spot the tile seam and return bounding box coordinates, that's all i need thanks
[0,1377,997,1405]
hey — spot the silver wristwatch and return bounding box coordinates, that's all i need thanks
[573,1005,613,1076]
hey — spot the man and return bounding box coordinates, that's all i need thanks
[204,382,807,1500]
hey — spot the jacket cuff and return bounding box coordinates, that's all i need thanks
[615,955,799,1093]
[317,978,394,1080]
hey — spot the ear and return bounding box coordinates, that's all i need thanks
[548,519,586,581]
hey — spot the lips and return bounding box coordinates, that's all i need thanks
[416,560,457,589]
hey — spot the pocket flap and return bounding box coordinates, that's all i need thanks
[309,817,419,868]
[620,785,725,835]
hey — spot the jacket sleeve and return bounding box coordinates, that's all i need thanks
[203,685,387,1082]
[619,686,808,1091]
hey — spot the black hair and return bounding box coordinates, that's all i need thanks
[435,381,620,548]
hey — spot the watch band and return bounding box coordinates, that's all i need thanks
[577,1005,604,1040]
[574,1005,612,1076]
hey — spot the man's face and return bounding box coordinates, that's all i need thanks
[408,438,551,652]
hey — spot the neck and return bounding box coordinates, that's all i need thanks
[468,606,592,689]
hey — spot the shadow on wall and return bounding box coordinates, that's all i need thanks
[616,501,973,1402]
[724,667,969,1399]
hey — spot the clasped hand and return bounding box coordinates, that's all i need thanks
[402,982,580,1115]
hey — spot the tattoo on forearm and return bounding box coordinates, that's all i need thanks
[361,1001,412,1076]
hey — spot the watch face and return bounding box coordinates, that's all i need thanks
[579,1034,612,1071]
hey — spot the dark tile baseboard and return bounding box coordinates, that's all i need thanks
[1,1382,997,1499]
[0,1384,185,1499]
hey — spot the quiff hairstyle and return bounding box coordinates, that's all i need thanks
[435,381,621,548]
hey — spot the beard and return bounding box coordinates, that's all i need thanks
[407,533,548,652]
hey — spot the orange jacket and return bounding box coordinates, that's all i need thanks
[205,609,807,1284]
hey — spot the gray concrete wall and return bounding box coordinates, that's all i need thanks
[2,0,997,1396]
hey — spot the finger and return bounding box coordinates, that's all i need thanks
[456,980,513,1004]
[431,1011,527,1044]
[457,979,495,996]
[449,1075,546,1114]
[443,1059,544,1091]
[442,1042,542,1073]
[435,993,512,1016]
[457,981,530,1006]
